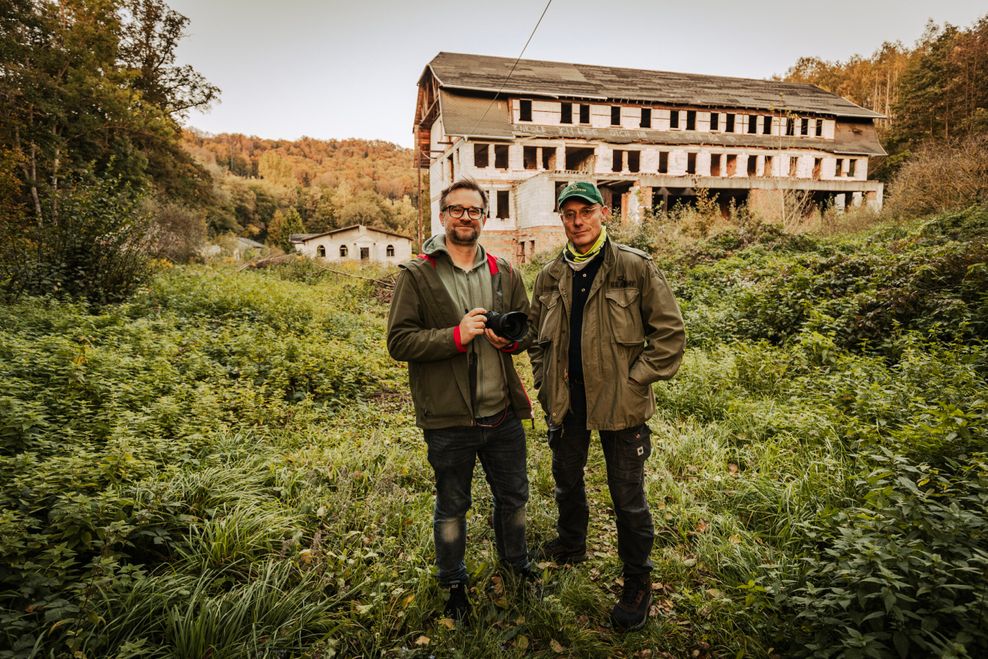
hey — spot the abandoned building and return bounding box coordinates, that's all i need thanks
[414,52,886,262]
[290,225,413,264]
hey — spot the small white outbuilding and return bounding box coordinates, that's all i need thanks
[290,225,413,265]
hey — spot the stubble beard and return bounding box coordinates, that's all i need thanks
[447,225,479,246]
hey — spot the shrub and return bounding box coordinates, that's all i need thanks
[885,135,988,219]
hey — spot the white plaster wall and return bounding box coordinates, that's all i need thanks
[531,100,558,124]
[641,148,660,173]
[590,104,610,128]
[516,175,557,228]
[620,106,639,129]
[297,228,412,265]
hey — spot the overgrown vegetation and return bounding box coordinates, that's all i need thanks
[2,206,985,657]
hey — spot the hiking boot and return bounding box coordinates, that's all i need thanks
[443,582,470,621]
[540,537,587,564]
[610,574,652,632]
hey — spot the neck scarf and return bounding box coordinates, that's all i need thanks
[564,225,607,265]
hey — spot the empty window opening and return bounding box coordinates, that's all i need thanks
[447,157,454,182]
[340,245,348,257]
[579,104,590,124]
[658,151,669,174]
[815,119,823,137]
[763,116,772,135]
[710,112,719,131]
[747,154,757,176]
[316,245,326,258]
[848,159,857,177]
[612,149,624,173]
[494,144,509,170]
[640,107,652,128]
[360,247,369,261]
[523,146,538,170]
[519,99,532,122]
[565,146,595,172]
[726,154,737,176]
[670,110,680,129]
[541,147,555,170]
[560,102,573,124]
[812,157,822,180]
[474,143,489,168]
[686,153,697,174]
[726,113,735,133]
[764,155,774,176]
[748,115,758,134]
[788,156,798,177]
[611,106,621,126]
[835,158,844,176]
[496,190,510,219]
[800,118,809,135]
[686,110,696,130]
[710,154,722,177]
[386,245,395,257]
[785,117,795,136]
[627,150,640,173]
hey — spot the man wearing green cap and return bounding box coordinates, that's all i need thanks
[528,181,685,631]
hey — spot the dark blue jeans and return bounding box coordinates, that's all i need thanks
[424,411,530,585]
[550,384,654,576]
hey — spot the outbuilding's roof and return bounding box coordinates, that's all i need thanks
[290,225,413,243]
[423,52,883,120]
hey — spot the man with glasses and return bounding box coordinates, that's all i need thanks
[528,181,685,631]
[387,178,536,621]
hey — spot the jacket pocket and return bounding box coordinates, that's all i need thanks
[605,288,644,345]
[537,292,562,343]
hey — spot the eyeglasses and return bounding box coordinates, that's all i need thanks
[559,205,600,222]
[443,205,485,220]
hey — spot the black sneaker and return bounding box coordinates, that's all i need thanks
[443,582,470,621]
[610,574,652,632]
[540,537,587,564]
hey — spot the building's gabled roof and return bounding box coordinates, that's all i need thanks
[290,225,413,243]
[424,52,883,120]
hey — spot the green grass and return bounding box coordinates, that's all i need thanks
[2,209,987,657]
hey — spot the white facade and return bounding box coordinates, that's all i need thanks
[291,225,412,265]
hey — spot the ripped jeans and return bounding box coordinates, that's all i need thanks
[424,410,530,585]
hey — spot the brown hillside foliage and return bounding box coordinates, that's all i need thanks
[884,135,988,218]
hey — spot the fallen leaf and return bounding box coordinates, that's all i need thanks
[414,635,430,646]
[299,549,314,565]
[728,463,739,475]
[439,617,455,630]
[515,635,529,651]
[401,593,415,607]
[550,639,565,653]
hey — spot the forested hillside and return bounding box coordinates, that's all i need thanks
[182,133,421,242]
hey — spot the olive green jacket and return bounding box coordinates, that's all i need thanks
[386,248,533,430]
[528,240,685,430]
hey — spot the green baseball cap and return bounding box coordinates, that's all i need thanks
[557,181,604,207]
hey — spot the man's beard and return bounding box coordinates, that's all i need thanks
[446,224,479,245]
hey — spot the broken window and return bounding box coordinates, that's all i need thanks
[815,118,823,137]
[748,114,758,134]
[496,190,510,219]
[658,151,669,174]
[523,146,538,170]
[565,146,594,171]
[764,155,774,176]
[726,154,737,176]
[640,108,651,128]
[848,159,857,177]
[747,154,757,176]
[519,99,532,122]
[340,245,348,258]
[494,144,509,170]
[627,150,640,173]
[835,158,844,176]
[386,245,395,257]
[763,116,772,135]
[560,102,573,124]
[788,156,798,177]
[710,154,721,177]
[670,110,680,129]
[686,110,696,130]
[541,147,555,170]
[786,117,795,136]
[612,149,624,172]
[579,104,590,124]
[687,152,697,174]
[611,106,621,126]
[710,112,719,131]
[726,113,735,133]
[812,157,822,180]
[317,245,326,258]
[801,118,809,135]
[474,143,489,168]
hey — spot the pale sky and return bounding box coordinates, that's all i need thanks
[169,0,987,148]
